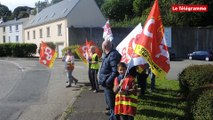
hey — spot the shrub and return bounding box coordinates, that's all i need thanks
[0,43,37,57]
[178,64,213,98]
[0,44,6,56]
[192,89,213,120]
[185,84,213,119]
[62,45,80,59]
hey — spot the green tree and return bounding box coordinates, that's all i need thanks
[101,0,134,22]
[35,1,49,13]
[133,0,151,17]
[0,4,12,20]
[12,6,33,19]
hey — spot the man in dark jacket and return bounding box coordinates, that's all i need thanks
[99,40,121,120]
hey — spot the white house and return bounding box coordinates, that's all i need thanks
[0,18,30,43]
[24,0,106,57]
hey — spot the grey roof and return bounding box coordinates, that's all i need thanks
[25,0,79,29]
[0,18,29,27]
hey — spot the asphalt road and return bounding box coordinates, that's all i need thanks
[0,58,87,120]
[0,58,212,120]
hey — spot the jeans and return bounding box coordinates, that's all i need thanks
[103,87,117,120]
[66,70,73,85]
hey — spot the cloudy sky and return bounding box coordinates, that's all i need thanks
[0,0,40,11]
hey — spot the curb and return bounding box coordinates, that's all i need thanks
[58,86,86,120]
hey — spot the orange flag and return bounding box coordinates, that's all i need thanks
[135,0,170,79]
[39,41,57,68]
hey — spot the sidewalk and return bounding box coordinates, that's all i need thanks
[63,87,109,120]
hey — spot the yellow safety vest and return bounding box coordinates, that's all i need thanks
[90,53,99,70]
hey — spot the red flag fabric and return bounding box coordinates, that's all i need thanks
[75,40,102,64]
[103,20,113,41]
[116,23,147,69]
[39,41,57,68]
[135,0,170,79]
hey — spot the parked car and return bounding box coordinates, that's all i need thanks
[188,51,213,61]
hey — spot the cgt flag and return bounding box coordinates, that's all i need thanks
[116,23,147,69]
[103,20,113,41]
[39,41,57,68]
[75,40,102,64]
[134,0,170,79]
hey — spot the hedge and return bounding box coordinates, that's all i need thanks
[185,84,213,119]
[62,45,80,59]
[0,43,37,57]
[192,89,213,120]
[178,64,213,98]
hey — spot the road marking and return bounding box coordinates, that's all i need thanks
[0,60,25,71]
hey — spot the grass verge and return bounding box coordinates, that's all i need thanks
[135,78,186,120]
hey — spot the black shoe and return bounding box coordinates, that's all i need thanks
[105,110,110,115]
[74,80,78,85]
[66,85,71,88]
[105,107,110,110]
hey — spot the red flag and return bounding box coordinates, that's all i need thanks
[135,0,170,79]
[39,41,57,68]
[75,40,102,64]
[116,23,147,69]
[86,40,102,58]
[103,20,113,41]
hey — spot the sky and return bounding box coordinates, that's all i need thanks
[0,0,40,11]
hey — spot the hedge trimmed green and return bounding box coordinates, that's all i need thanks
[0,43,37,57]
[192,89,213,120]
[178,64,213,98]
[185,85,213,119]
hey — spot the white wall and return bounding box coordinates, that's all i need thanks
[0,24,24,43]
[24,19,68,56]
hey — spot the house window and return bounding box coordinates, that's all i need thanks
[47,27,50,37]
[33,30,36,39]
[16,36,19,42]
[57,24,62,36]
[3,36,5,43]
[16,25,19,31]
[9,26,12,32]
[27,31,30,40]
[39,29,43,38]
[3,27,5,32]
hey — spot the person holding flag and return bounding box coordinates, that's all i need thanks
[113,62,138,120]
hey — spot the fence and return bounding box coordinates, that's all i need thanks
[68,27,213,58]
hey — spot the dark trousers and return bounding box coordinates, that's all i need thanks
[116,115,134,120]
[88,68,93,89]
[103,87,117,120]
[137,73,148,95]
[91,69,99,90]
